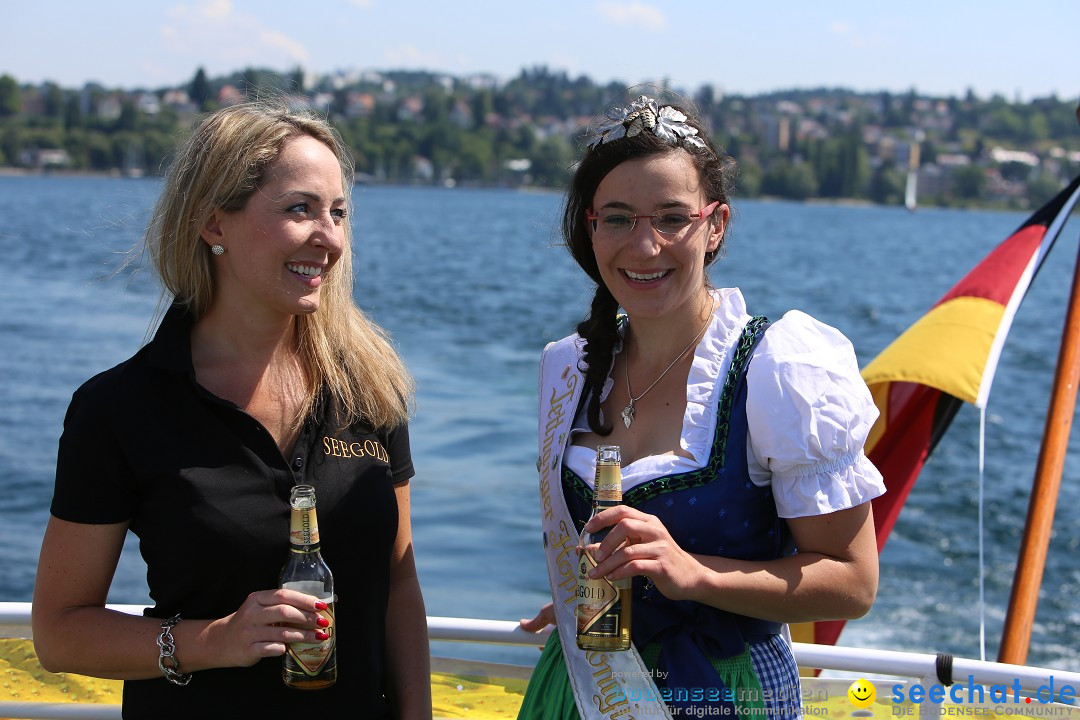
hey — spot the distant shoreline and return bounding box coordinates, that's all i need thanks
[0,167,137,179]
[0,170,1018,210]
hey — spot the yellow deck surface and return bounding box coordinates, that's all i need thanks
[4,638,1078,719]
[0,638,527,718]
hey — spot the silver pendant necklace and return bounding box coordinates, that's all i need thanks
[621,310,713,429]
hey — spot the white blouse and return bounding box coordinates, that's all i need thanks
[564,287,885,519]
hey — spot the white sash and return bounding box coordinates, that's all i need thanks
[537,336,673,720]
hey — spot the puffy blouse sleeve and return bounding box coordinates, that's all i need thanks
[745,310,885,518]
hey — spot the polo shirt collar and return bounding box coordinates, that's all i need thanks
[146,301,197,375]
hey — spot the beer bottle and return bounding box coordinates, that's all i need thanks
[279,484,337,689]
[576,444,632,651]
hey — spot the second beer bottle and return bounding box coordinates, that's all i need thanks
[279,484,337,689]
[576,444,632,651]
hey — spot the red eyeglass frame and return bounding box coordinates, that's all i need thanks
[586,200,722,235]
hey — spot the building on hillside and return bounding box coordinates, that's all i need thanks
[217,85,244,107]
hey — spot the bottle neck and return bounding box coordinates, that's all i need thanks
[289,506,322,552]
[290,543,323,554]
[593,462,622,509]
[592,496,622,511]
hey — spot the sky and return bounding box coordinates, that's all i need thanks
[3,0,1078,102]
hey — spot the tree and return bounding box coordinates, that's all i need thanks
[734,156,763,197]
[762,159,817,200]
[900,89,917,123]
[920,139,937,165]
[1026,174,1064,208]
[0,126,20,165]
[289,66,305,94]
[998,161,1033,184]
[0,74,20,117]
[840,133,870,198]
[985,106,1024,139]
[63,94,83,130]
[881,91,903,128]
[116,99,138,132]
[241,68,261,99]
[807,133,867,198]
[190,67,209,108]
[1025,112,1049,142]
[43,83,63,118]
[471,90,493,130]
[869,163,905,205]
[695,84,716,118]
[950,165,986,200]
[84,132,114,170]
[456,132,495,181]
[530,135,573,186]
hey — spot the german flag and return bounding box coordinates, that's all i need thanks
[794,174,1080,648]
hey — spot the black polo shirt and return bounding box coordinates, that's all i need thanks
[52,304,413,718]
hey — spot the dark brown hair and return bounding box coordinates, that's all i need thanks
[563,102,735,435]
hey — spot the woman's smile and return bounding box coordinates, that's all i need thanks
[590,151,724,321]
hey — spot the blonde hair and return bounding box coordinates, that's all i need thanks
[146,101,413,429]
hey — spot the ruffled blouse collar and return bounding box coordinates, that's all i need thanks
[566,288,752,492]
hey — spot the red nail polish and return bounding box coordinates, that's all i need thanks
[315,631,329,640]
[314,601,328,610]
[317,617,330,627]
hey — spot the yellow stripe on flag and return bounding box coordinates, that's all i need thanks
[861,296,1005,407]
[863,382,891,456]
[789,622,816,644]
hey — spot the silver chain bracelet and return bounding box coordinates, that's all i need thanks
[156,614,193,686]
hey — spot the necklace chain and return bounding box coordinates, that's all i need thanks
[621,308,713,429]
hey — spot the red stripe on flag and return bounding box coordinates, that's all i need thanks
[808,384,958,647]
[937,225,1048,307]
[870,383,942,551]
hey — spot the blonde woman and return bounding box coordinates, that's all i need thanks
[32,103,431,719]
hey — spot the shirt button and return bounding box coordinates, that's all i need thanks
[292,457,304,470]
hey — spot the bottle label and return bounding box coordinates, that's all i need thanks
[576,548,620,636]
[284,599,335,676]
[595,463,622,503]
[289,507,320,546]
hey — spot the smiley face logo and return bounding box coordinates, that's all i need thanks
[848,678,877,708]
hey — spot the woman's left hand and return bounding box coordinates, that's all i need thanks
[585,506,703,602]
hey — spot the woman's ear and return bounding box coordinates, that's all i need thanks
[706,203,730,254]
[199,210,225,248]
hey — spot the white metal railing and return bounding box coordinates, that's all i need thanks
[1,602,1078,719]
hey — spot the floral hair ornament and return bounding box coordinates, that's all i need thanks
[586,95,707,150]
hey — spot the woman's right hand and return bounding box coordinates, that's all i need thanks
[518,601,555,633]
[33,517,332,679]
[209,589,331,668]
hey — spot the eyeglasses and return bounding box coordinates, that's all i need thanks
[587,201,721,237]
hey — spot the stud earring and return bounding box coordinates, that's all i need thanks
[211,245,225,256]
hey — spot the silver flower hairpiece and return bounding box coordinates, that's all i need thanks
[586,95,707,150]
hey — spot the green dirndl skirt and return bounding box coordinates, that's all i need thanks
[516,627,766,720]
[516,630,579,720]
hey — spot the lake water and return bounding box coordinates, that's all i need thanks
[1,175,1078,670]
